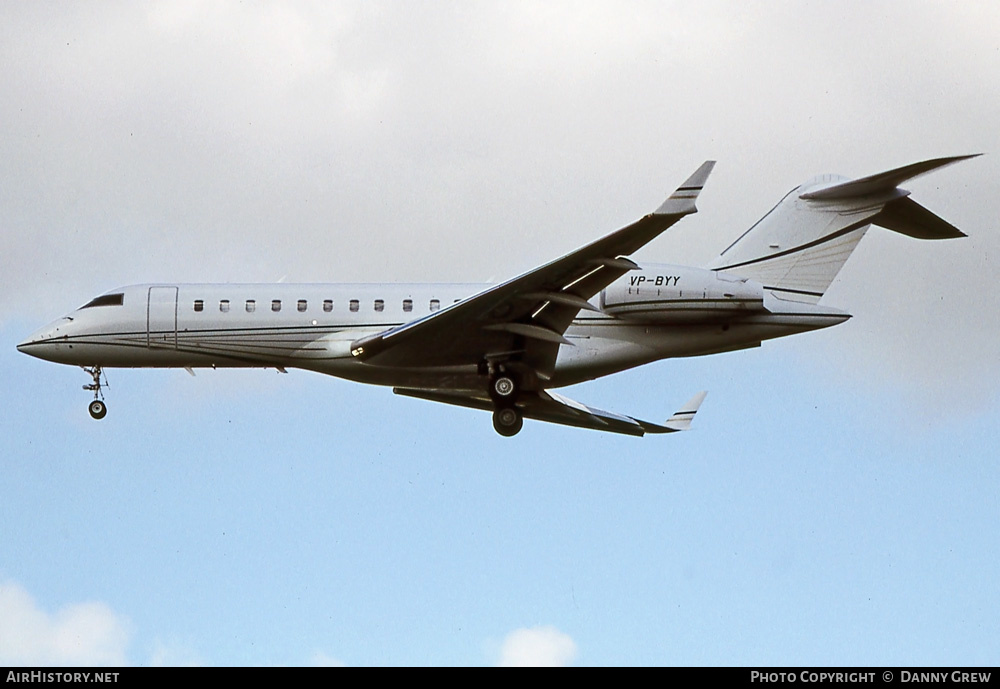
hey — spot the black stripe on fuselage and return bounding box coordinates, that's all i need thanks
[763,286,824,298]
[604,298,760,308]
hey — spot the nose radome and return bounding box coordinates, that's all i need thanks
[16,334,45,357]
[16,320,69,359]
[17,329,49,356]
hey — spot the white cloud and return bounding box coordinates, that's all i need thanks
[497,625,577,667]
[0,580,131,666]
[148,640,203,667]
[310,650,347,667]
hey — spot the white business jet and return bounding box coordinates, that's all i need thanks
[18,155,975,436]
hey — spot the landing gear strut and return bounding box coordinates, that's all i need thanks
[82,366,108,420]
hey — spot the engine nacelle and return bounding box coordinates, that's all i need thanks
[601,263,765,323]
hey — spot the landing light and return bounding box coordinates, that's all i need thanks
[351,347,364,357]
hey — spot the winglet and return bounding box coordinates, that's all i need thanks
[655,161,716,215]
[661,391,708,432]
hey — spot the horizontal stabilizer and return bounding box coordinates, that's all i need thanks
[873,196,966,239]
[799,154,979,200]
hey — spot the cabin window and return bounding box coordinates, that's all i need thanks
[272,300,281,312]
[81,293,124,309]
[374,299,384,312]
[349,299,359,312]
[193,300,204,312]
[297,299,307,312]
[220,299,230,313]
[430,299,440,311]
[246,299,256,313]
[403,299,413,312]
[323,299,333,312]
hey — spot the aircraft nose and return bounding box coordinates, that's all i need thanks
[17,330,50,358]
[16,319,72,361]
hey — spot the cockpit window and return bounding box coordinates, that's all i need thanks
[81,293,124,309]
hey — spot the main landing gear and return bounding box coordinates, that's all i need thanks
[488,368,523,437]
[490,373,518,403]
[492,406,523,437]
[82,366,108,420]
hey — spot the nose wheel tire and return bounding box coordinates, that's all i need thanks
[492,406,523,437]
[88,399,107,420]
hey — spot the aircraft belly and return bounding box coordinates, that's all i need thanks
[300,358,482,390]
[550,313,843,387]
[553,323,734,386]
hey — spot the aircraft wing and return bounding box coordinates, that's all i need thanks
[350,161,715,381]
[394,387,707,437]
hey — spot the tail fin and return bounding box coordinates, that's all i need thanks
[708,155,977,303]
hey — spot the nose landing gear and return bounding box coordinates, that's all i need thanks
[82,366,108,419]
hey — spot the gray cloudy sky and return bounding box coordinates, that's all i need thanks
[3,2,997,408]
[2,1,998,666]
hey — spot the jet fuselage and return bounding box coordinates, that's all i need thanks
[18,265,848,391]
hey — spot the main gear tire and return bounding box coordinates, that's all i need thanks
[492,406,523,437]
